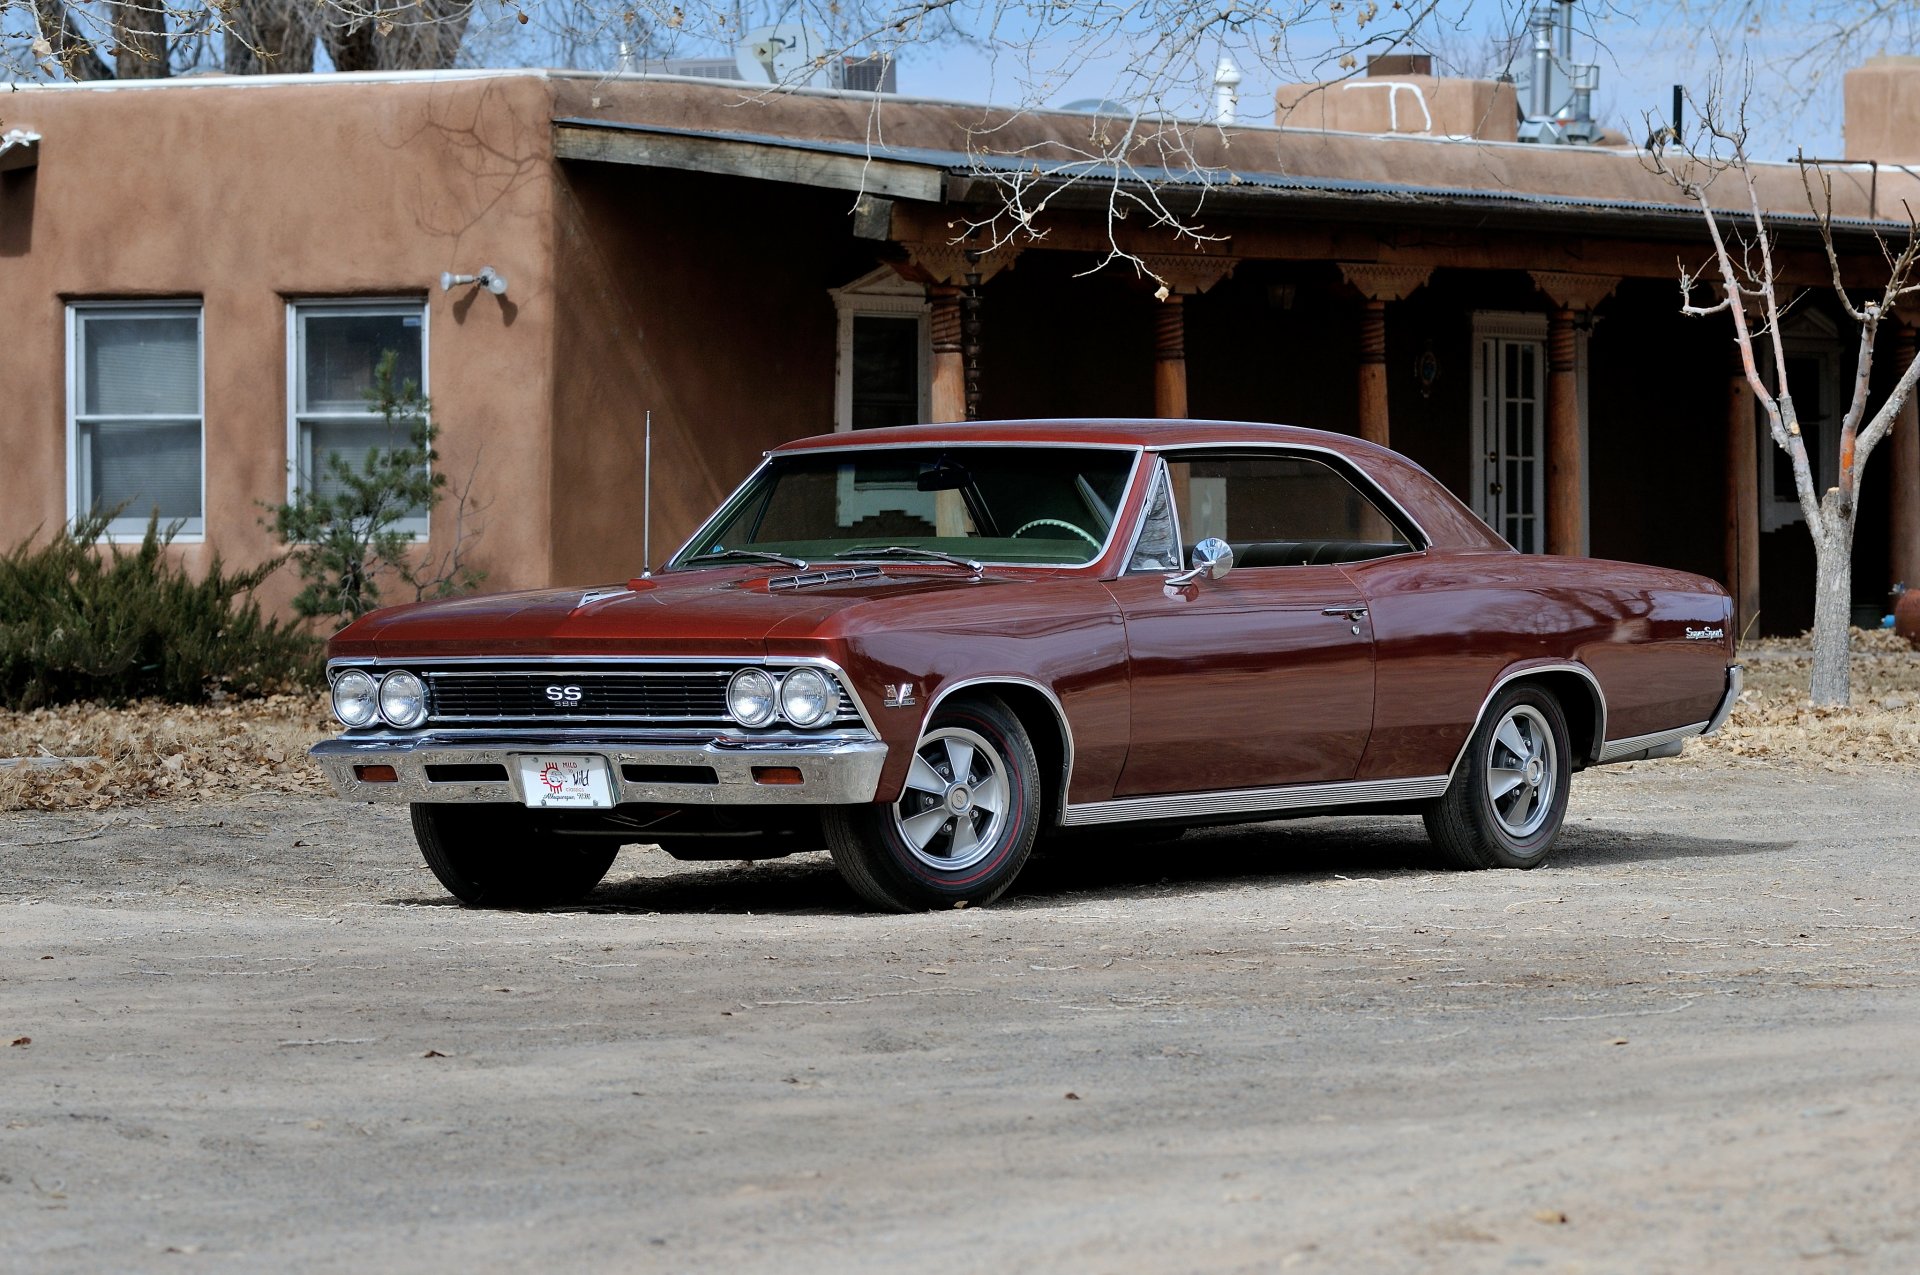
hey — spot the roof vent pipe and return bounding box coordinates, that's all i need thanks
[1528,6,1554,121]
[1214,56,1242,125]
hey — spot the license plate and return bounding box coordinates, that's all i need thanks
[516,755,615,809]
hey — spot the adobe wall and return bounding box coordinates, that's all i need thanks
[0,76,561,615]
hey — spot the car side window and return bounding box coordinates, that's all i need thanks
[1158,452,1414,570]
[1126,461,1184,572]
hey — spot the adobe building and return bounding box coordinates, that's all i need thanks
[4,57,1920,634]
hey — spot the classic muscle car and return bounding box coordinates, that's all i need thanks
[312,420,1741,912]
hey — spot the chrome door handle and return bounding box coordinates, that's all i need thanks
[1322,606,1368,621]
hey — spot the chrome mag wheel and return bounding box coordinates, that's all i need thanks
[1486,704,1557,839]
[893,725,1010,872]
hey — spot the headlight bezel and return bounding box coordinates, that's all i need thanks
[778,666,838,728]
[331,669,380,728]
[727,667,780,728]
[377,670,429,729]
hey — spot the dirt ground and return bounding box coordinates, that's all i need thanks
[4,744,1919,1273]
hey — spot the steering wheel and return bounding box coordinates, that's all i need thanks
[1010,518,1102,548]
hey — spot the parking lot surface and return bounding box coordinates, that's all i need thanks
[4,756,1917,1273]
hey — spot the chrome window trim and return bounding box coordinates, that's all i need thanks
[1117,456,1182,574]
[664,444,1146,572]
[915,675,1078,821]
[1445,661,1609,777]
[1061,773,1450,827]
[325,654,880,737]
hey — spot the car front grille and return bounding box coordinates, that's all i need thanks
[410,664,864,730]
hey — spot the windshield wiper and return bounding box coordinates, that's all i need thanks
[685,548,808,568]
[832,545,984,574]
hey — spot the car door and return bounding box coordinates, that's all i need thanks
[1104,450,1410,799]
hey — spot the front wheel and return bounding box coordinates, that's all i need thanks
[411,804,618,907]
[823,695,1041,911]
[1423,684,1571,870]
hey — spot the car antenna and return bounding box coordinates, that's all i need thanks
[641,409,652,578]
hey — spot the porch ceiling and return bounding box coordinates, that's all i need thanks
[553,117,1906,249]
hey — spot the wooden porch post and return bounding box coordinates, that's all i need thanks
[1339,264,1432,448]
[1153,296,1188,418]
[1726,348,1761,636]
[1544,307,1582,557]
[929,285,964,423]
[1892,320,1920,596]
[897,242,1024,424]
[1530,272,1618,557]
[1140,255,1237,420]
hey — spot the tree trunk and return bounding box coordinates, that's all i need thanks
[111,0,172,78]
[1808,505,1857,706]
[223,0,317,74]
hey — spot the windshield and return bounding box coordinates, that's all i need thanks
[672,446,1137,568]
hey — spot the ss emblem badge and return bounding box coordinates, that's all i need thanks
[544,685,585,705]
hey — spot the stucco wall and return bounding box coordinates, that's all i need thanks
[0,75,560,614]
[548,162,873,586]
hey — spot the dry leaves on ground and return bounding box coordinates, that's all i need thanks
[1690,628,1920,769]
[0,694,333,811]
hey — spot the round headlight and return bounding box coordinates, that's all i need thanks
[779,667,838,728]
[378,670,429,728]
[727,668,778,728]
[331,669,379,728]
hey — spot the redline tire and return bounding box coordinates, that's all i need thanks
[410,803,617,907]
[1424,684,1572,870]
[824,694,1041,911]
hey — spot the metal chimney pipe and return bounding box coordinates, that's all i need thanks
[1529,6,1554,120]
[1556,0,1574,65]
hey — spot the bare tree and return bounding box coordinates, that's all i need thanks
[1649,90,1920,705]
[11,0,476,80]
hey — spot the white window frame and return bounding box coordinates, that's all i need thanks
[830,267,930,432]
[286,297,432,538]
[66,300,206,543]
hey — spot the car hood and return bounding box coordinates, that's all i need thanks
[331,567,1031,659]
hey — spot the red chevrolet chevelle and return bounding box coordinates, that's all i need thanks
[313,420,1741,911]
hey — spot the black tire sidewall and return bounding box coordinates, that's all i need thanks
[854,697,1040,906]
[1466,686,1571,868]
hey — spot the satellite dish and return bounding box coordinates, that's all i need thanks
[735,25,832,88]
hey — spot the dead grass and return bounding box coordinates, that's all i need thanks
[0,630,1914,811]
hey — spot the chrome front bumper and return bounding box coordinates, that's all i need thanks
[1703,663,1744,736]
[310,731,889,806]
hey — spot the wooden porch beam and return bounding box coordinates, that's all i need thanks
[553,123,947,203]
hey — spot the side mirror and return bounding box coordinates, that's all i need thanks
[1166,536,1234,587]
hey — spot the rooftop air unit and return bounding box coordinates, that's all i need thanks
[1517,0,1600,144]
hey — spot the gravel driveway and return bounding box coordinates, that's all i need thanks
[4,755,1917,1273]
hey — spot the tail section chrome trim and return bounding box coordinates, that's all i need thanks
[1595,720,1710,765]
[1703,664,1743,736]
[1060,773,1449,827]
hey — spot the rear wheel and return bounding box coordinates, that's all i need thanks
[823,695,1040,911]
[410,803,618,907]
[1424,684,1571,870]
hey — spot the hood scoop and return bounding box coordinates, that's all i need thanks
[766,565,886,592]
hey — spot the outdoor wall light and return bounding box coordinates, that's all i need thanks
[440,266,508,297]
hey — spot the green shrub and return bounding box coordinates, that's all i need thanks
[0,513,320,711]
[269,351,484,626]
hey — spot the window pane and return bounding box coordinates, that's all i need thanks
[83,419,201,525]
[850,315,920,430]
[83,314,198,416]
[302,420,427,518]
[1169,456,1405,548]
[302,311,424,413]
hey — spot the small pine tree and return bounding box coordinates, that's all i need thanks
[270,351,484,626]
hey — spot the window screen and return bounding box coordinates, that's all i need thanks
[72,306,203,536]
